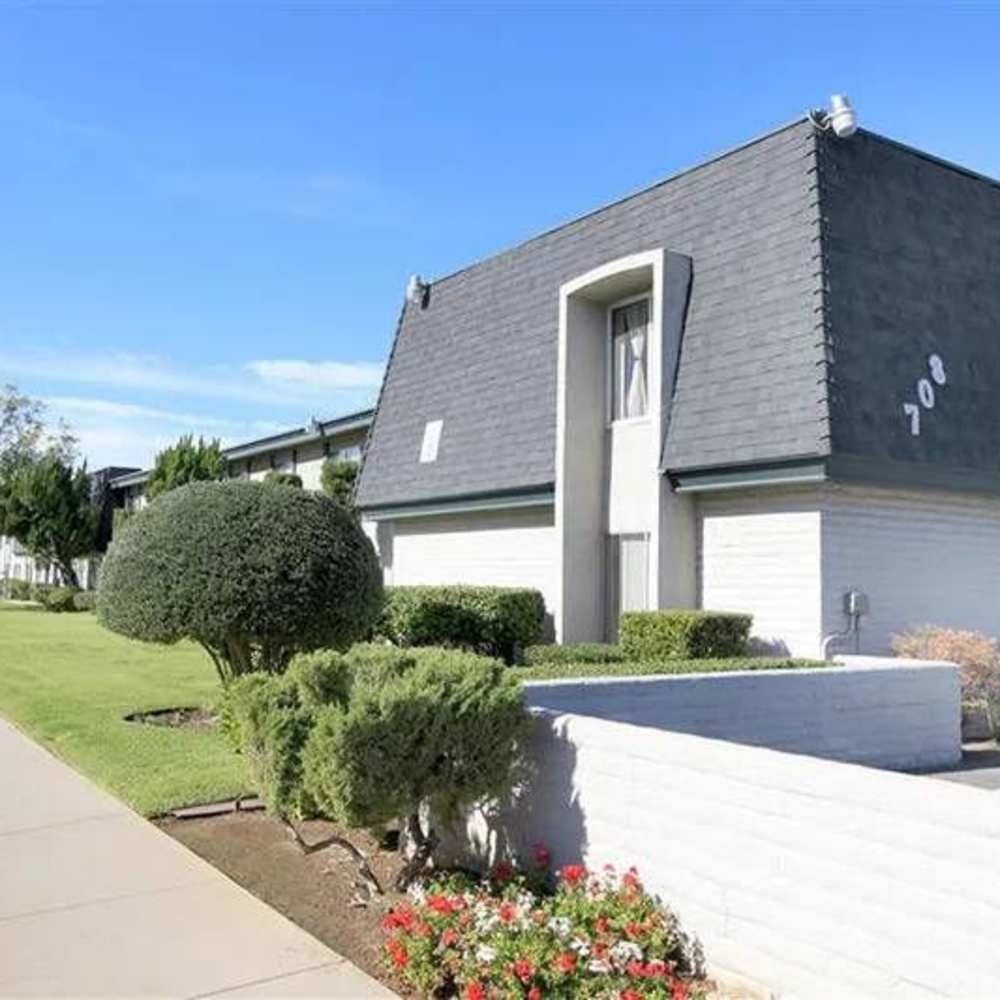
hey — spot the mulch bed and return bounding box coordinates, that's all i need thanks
[160,812,757,999]
[126,706,218,729]
[159,811,410,994]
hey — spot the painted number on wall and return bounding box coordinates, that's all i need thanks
[902,354,947,436]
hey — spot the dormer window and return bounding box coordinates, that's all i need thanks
[610,297,649,421]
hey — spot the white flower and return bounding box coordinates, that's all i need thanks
[407,883,427,904]
[475,944,497,963]
[610,940,643,967]
[570,937,591,956]
[546,916,572,939]
[588,959,612,974]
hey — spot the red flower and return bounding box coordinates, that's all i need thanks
[512,958,536,983]
[491,860,515,883]
[382,907,415,932]
[622,868,641,889]
[595,916,610,934]
[672,980,690,1000]
[464,983,485,1000]
[593,942,609,959]
[414,919,433,938]
[620,991,643,1000]
[499,901,516,924]
[527,988,543,1000]
[554,952,577,974]
[532,843,551,867]
[440,927,459,948]
[428,894,455,915]
[385,938,409,969]
[625,921,644,939]
[558,863,587,886]
[627,960,646,978]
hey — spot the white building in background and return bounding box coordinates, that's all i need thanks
[112,408,372,513]
[0,410,373,593]
[356,105,1000,658]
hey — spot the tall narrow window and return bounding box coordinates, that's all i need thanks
[611,298,649,421]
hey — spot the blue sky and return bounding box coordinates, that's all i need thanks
[2,3,999,469]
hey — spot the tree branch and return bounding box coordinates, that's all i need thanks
[282,818,383,902]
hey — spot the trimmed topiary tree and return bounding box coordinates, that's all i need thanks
[97,481,383,683]
[223,644,530,899]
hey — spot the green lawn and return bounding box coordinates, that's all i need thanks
[0,604,251,816]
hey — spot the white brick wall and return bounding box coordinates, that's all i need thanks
[698,491,822,657]
[524,661,961,771]
[822,485,1000,654]
[379,507,559,629]
[448,702,997,999]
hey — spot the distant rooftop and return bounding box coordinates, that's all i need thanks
[110,408,374,489]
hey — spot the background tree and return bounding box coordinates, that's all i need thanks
[146,435,226,500]
[0,383,75,480]
[263,470,303,488]
[97,481,383,683]
[320,457,358,508]
[0,453,100,588]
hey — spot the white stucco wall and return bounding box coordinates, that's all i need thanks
[698,490,823,657]
[378,506,559,632]
[822,485,1000,654]
[523,660,961,771]
[447,704,995,1000]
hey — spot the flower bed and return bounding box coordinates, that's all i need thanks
[382,848,707,999]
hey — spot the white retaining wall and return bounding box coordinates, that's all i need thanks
[524,661,961,771]
[449,709,1000,999]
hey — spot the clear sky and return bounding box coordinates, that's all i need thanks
[2,2,999,469]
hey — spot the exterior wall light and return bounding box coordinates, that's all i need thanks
[809,94,858,138]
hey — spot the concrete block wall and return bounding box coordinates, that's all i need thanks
[449,709,1000,999]
[524,661,961,771]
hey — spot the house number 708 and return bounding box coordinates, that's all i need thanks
[902,354,947,436]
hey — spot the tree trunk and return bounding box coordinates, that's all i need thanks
[57,561,80,589]
[394,812,438,891]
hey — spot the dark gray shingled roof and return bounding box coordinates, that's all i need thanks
[820,130,1000,492]
[358,119,824,509]
[357,117,1000,509]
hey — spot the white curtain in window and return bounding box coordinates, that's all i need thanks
[626,330,647,418]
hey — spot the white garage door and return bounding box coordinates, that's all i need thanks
[385,506,558,629]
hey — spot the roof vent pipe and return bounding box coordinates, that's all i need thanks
[406,273,430,309]
[809,94,858,138]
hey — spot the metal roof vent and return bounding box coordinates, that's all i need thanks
[809,94,858,138]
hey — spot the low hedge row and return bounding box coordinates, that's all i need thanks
[517,657,822,681]
[377,585,545,664]
[621,609,752,660]
[522,642,626,666]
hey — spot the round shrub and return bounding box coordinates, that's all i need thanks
[72,591,97,612]
[97,481,383,683]
[42,586,81,613]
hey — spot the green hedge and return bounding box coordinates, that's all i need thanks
[620,610,752,660]
[522,643,626,666]
[41,587,81,613]
[6,579,32,601]
[72,591,97,612]
[517,657,821,682]
[378,585,545,664]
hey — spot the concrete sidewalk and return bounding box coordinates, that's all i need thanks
[0,717,395,998]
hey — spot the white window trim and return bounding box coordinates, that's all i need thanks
[606,291,653,428]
